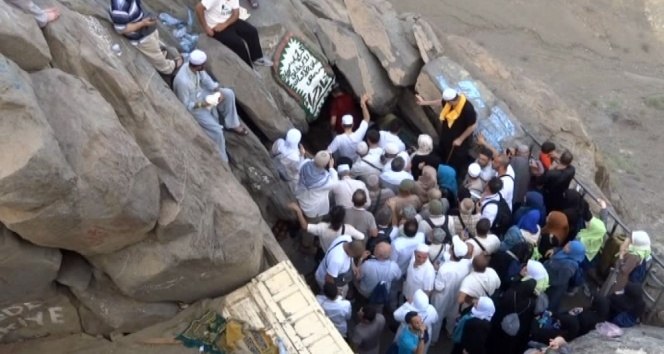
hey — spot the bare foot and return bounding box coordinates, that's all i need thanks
[45,8,60,24]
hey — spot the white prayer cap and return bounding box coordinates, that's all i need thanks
[342,114,354,126]
[356,141,369,155]
[189,50,207,65]
[385,143,399,155]
[442,88,458,101]
[415,243,429,254]
[468,163,481,178]
[452,235,468,258]
[338,164,350,173]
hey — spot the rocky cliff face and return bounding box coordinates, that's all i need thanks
[0,0,609,344]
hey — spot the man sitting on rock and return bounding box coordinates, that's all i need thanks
[196,0,273,68]
[5,0,59,27]
[173,49,249,163]
[110,0,183,75]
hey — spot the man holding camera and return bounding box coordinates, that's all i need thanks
[110,0,183,75]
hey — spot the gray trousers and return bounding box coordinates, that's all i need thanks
[190,88,240,163]
[5,0,47,27]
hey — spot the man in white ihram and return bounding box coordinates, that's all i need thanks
[173,49,249,163]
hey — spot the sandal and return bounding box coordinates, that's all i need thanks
[249,0,259,9]
[226,126,249,136]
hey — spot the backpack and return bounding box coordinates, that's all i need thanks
[457,214,474,238]
[629,260,648,283]
[481,194,513,237]
[424,216,452,244]
[501,293,531,336]
[368,281,390,305]
[367,226,392,255]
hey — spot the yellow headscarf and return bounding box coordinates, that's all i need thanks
[439,94,467,128]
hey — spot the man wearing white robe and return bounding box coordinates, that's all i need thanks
[430,236,472,344]
[393,289,438,354]
[403,244,435,300]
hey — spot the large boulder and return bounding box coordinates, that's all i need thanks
[0,55,76,234]
[16,69,160,255]
[196,36,296,140]
[397,90,438,139]
[441,34,607,191]
[0,292,82,343]
[570,326,664,353]
[0,226,61,305]
[0,0,51,72]
[43,8,270,302]
[70,272,179,335]
[0,333,186,353]
[302,0,351,25]
[344,0,422,86]
[316,18,400,115]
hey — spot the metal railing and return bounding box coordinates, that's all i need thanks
[520,126,664,323]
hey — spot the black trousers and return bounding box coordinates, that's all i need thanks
[213,20,263,66]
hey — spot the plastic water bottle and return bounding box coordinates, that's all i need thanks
[111,44,122,56]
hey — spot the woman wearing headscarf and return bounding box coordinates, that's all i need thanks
[366,174,395,215]
[512,191,547,226]
[521,259,549,296]
[451,296,495,354]
[575,200,608,295]
[500,210,541,252]
[437,164,457,209]
[537,212,569,260]
[544,241,585,313]
[609,282,646,327]
[489,243,533,292]
[412,166,439,205]
[609,230,652,294]
[393,289,439,353]
[561,189,591,240]
[488,279,537,354]
[571,295,610,336]
[410,134,441,181]
[270,128,305,192]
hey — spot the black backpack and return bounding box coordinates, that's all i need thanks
[481,194,513,237]
[424,216,452,245]
[367,226,392,255]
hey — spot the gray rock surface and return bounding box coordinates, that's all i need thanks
[0,0,51,72]
[0,292,82,343]
[302,0,351,25]
[570,326,664,353]
[344,0,423,86]
[56,252,92,292]
[316,18,400,115]
[0,333,187,353]
[397,90,438,139]
[0,226,61,305]
[26,69,160,255]
[71,272,179,335]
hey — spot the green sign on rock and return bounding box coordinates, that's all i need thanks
[273,34,336,121]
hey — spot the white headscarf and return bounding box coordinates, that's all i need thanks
[525,260,548,281]
[277,129,301,162]
[412,289,429,313]
[414,134,433,156]
[471,296,495,321]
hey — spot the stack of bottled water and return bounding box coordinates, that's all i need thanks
[158,11,199,53]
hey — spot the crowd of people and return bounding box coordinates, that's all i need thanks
[281,88,652,354]
[9,2,653,353]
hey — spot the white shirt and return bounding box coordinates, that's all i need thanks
[201,0,239,27]
[316,295,352,337]
[434,258,472,293]
[327,121,369,160]
[480,193,501,225]
[391,232,426,274]
[379,131,406,152]
[368,146,384,157]
[307,223,365,252]
[351,154,383,181]
[403,256,436,299]
[499,166,515,210]
[459,268,501,298]
[478,161,495,183]
[315,235,353,287]
[379,170,413,188]
[357,259,402,297]
[381,151,410,172]
[295,168,339,218]
[332,177,371,209]
[467,234,501,257]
